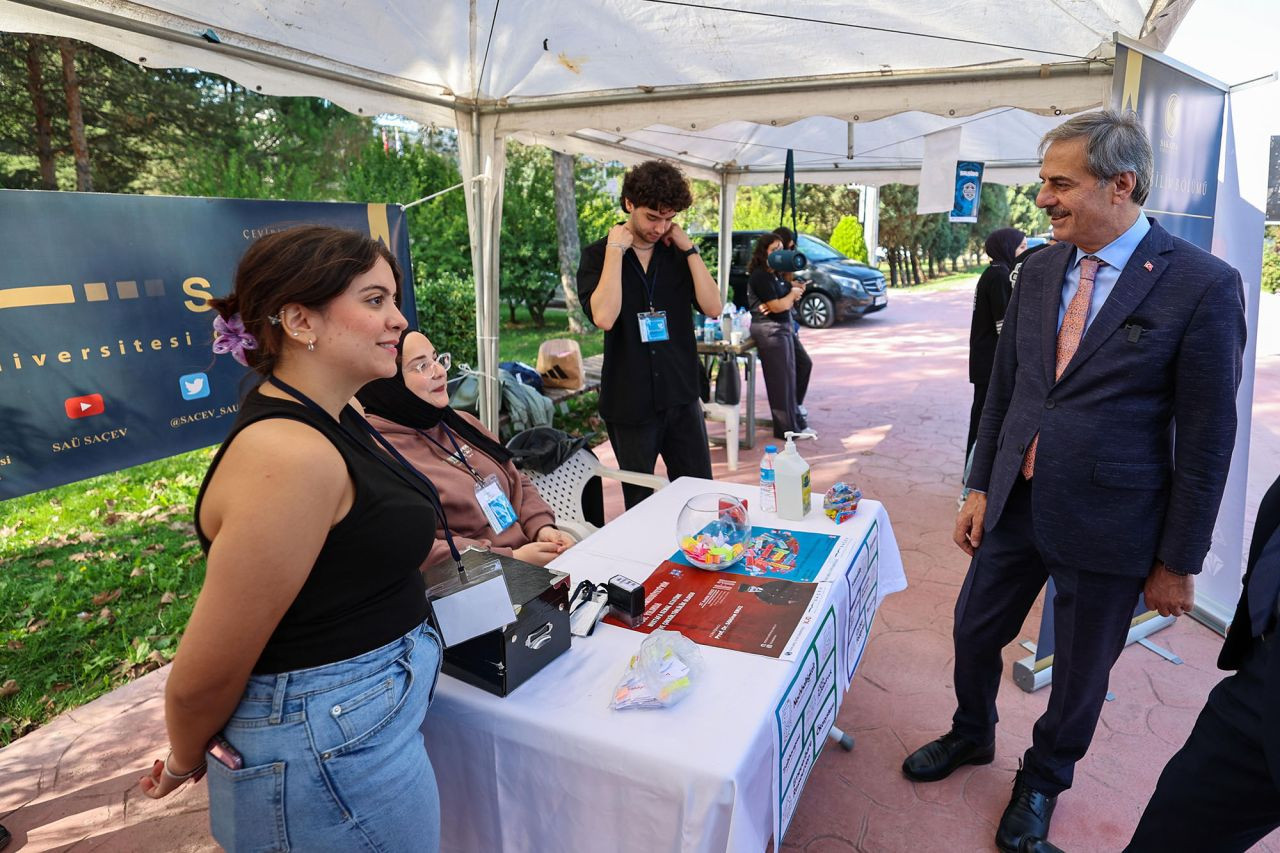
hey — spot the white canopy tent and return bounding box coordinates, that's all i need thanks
[1,0,1198,425]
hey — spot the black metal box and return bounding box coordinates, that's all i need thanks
[429,549,571,696]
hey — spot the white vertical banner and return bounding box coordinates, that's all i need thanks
[917,126,963,214]
[1197,96,1265,633]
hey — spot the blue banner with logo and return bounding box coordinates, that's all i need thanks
[1112,42,1227,250]
[0,191,417,500]
[949,161,984,223]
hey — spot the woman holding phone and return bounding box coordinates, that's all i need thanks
[748,233,814,439]
[138,226,446,852]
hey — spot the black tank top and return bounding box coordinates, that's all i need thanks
[195,388,433,674]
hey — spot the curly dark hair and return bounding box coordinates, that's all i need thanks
[620,160,693,213]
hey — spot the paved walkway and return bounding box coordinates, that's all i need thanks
[3,283,1278,852]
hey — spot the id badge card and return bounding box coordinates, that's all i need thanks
[638,310,669,342]
[475,474,517,534]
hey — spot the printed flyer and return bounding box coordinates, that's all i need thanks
[670,526,850,583]
[842,519,880,688]
[604,560,830,660]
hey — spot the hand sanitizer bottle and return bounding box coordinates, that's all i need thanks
[775,431,817,521]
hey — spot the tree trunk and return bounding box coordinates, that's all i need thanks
[552,151,587,333]
[25,37,57,189]
[887,249,899,288]
[927,252,936,278]
[59,39,92,192]
[909,248,921,285]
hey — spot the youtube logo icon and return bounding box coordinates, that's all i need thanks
[64,393,105,419]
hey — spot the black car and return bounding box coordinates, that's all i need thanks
[693,230,888,328]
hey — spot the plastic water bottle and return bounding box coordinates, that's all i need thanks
[759,445,778,513]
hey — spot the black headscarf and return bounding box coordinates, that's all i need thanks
[356,330,514,466]
[984,227,1026,270]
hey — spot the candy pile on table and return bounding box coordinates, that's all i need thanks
[680,526,746,568]
[823,481,862,524]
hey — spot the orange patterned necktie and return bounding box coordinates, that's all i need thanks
[1021,255,1102,479]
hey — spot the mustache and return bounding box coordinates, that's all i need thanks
[1045,206,1069,218]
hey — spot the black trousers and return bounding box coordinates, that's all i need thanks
[967,382,988,464]
[605,399,712,509]
[753,320,810,437]
[1126,637,1280,852]
[951,475,1144,795]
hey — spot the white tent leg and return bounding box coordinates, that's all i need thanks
[858,184,880,265]
[717,172,739,303]
[457,111,507,432]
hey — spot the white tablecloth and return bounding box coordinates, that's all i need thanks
[424,477,906,853]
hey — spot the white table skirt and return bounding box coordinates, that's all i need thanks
[425,477,906,853]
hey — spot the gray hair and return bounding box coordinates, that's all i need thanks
[1040,110,1153,205]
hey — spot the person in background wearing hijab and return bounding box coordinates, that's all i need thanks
[358,331,576,568]
[966,227,1027,462]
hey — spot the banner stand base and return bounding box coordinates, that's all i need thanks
[1012,612,1177,693]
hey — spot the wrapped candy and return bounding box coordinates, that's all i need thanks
[823,481,862,524]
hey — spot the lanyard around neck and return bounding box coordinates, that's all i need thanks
[628,250,659,309]
[265,376,464,569]
[419,424,483,484]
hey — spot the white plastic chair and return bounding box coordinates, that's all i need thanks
[526,449,669,541]
[702,401,740,471]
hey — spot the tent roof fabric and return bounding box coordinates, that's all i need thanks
[4,1,1193,138]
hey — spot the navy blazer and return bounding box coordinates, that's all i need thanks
[1219,474,1280,669]
[968,219,1247,577]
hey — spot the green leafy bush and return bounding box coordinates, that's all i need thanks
[414,272,478,368]
[828,215,869,263]
[1263,228,1279,295]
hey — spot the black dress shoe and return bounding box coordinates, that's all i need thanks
[996,770,1057,853]
[1019,837,1065,853]
[901,730,995,782]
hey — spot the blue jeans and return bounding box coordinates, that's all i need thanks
[207,622,443,852]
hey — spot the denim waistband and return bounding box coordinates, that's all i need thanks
[239,621,438,714]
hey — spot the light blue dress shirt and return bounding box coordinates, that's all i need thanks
[1057,213,1150,333]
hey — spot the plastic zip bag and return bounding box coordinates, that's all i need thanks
[610,630,704,710]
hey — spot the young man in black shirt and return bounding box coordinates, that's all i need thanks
[577,160,723,508]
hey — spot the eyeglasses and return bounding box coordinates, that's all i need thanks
[408,351,451,374]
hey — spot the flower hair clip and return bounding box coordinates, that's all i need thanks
[212,313,258,367]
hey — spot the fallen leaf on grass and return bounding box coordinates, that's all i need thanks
[102,512,122,526]
[26,618,48,633]
[139,506,162,520]
[129,567,145,578]
[98,607,114,623]
[6,640,23,651]
[159,592,176,606]
[51,682,72,693]
[36,559,54,568]
[92,588,122,606]
[77,531,98,544]
[54,573,64,582]
[143,543,166,554]
[76,612,92,622]
[0,525,17,538]
[68,552,90,563]
[0,680,18,698]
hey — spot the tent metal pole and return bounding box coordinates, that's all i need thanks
[717,172,738,304]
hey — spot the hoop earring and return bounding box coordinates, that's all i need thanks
[307,339,315,352]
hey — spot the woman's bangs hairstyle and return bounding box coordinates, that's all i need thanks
[208,225,402,376]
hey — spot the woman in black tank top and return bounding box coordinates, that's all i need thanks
[138,227,447,852]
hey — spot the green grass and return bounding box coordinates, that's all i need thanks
[0,304,609,745]
[498,306,603,365]
[0,448,214,745]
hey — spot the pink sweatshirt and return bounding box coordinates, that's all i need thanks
[365,412,557,567]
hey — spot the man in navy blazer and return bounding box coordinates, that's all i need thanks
[902,110,1247,852]
[1126,472,1280,851]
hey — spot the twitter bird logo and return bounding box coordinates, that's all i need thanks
[179,372,211,400]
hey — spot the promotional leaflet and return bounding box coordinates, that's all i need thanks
[841,519,880,688]
[670,526,850,583]
[604,560,831,660]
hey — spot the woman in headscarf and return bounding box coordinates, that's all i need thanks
[358,330,576,567]
[967,227,1027,463]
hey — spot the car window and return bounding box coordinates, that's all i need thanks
[796,234,844,262]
